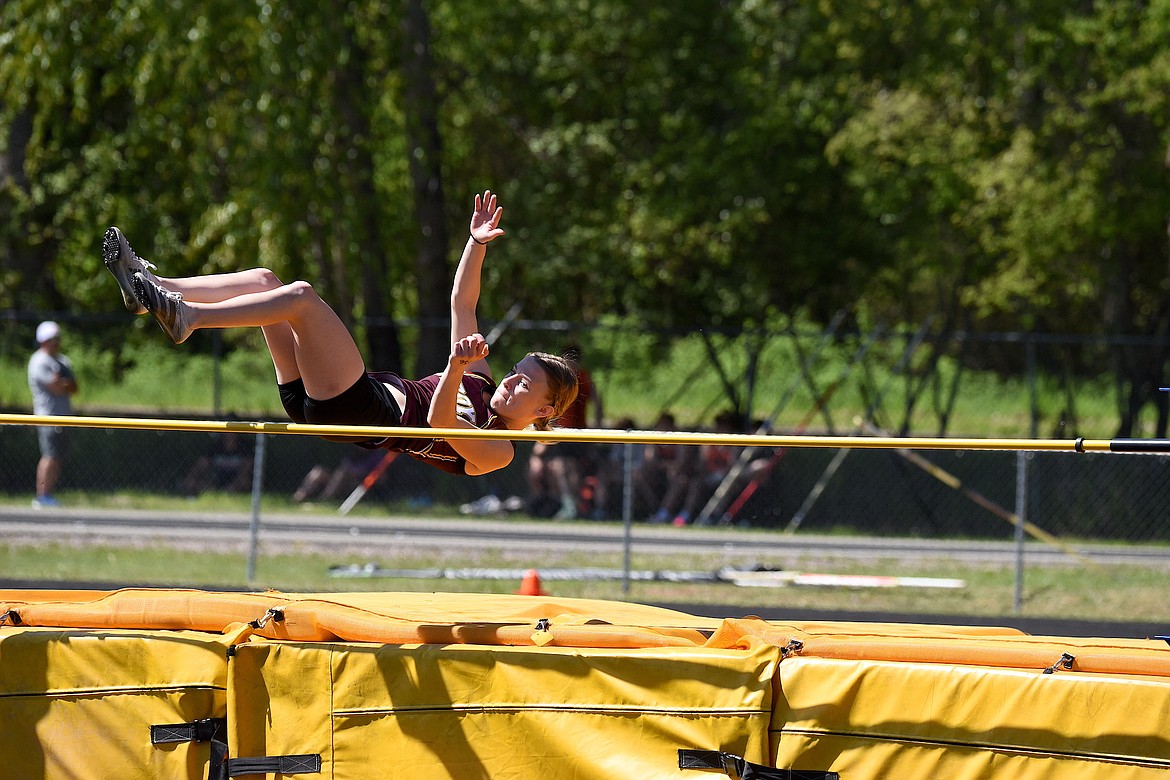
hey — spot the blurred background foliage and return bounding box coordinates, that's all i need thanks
[2,0,1169,430]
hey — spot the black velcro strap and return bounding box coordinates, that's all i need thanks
[678,749,839,780]
[151,718,225,745]
[227,754,322,776]
[680,750,730,770]
[150,718,229,780]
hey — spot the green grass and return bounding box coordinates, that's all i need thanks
[3,522,1166,625]
[0,324,1141,437]
[594,328,1131,437]
[3,323,1161,627]
[11,489,461,519]
[0,332,288,417]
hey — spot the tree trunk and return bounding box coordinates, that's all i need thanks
[401,0,450,376]
[1,105,48,309]
[333,2,403,373]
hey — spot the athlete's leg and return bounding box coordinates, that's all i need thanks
[155,267,283,303]
[262,321,301,385]
[104,227,285,309]
[193,282,363,400]
[103,227,349,392]
[152,268,304,384]
[136,274,365,400]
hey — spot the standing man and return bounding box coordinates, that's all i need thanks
[27,321,78,508]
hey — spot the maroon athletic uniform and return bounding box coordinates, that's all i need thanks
[278,370,508,476]
[367,370,507,475]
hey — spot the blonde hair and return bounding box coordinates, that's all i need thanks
[528,351,580,432]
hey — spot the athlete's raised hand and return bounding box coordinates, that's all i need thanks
[469,190,505,245]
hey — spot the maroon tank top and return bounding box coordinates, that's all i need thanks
[367,370,508,475]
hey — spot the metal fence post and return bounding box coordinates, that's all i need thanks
[622,442,634,596]
[1013,450,1029,613]
[246,433,267,583]
[1015,333,1038,614]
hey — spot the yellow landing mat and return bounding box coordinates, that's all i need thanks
[2,588,1168,779]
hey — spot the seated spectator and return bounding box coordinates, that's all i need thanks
[525,346,603,519]
[688,413,776,525]
[180,429,253,497]
[582,416,638,520]
[673,410,742,526]
[634,412,701,523]
[294,450,386,504]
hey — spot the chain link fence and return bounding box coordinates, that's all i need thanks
[3,421,1170,541]
[5,309,1170,621]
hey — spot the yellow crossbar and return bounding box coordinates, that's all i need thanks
[0,412,1143,452]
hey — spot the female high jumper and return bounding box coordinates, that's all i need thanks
[102,190,579,476]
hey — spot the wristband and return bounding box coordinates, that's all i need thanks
[470,234,486,245]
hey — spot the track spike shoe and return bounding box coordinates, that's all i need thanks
[103,226,160,314]
[133,272,192,344]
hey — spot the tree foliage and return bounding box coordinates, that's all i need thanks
[2,0,1169,420]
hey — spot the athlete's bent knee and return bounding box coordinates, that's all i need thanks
[241,267,284,290]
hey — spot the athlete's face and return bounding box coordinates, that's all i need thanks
[492,355,554,424]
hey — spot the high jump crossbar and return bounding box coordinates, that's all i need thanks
[1,413,1167,453]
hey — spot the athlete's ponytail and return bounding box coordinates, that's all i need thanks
[527,352,580,432]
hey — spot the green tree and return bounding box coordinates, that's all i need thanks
[817,0,1170,432]
[4,0,1170,432]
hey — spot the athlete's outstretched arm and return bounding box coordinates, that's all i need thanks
[428,333,514,475]
[450,190,504,379]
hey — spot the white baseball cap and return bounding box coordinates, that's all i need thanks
[36,321,61,344]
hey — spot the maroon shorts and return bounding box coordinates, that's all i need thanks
[278,374,402,445]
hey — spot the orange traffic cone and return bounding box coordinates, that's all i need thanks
[517,569,545,596]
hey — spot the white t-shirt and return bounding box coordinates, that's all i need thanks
[28,349,75,416]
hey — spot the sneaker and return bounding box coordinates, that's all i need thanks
[103,226,161,314]
[553,496,577,520]
[133,272,193,344]
[648,508,671,524]
[31,496,60,509]
[460,494,502,516]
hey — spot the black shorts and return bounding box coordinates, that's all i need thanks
[278,375,401,444]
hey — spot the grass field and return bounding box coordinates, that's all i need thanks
[0,324,1139,437]
[3,323,1164,629]
[3,501,1167,626]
